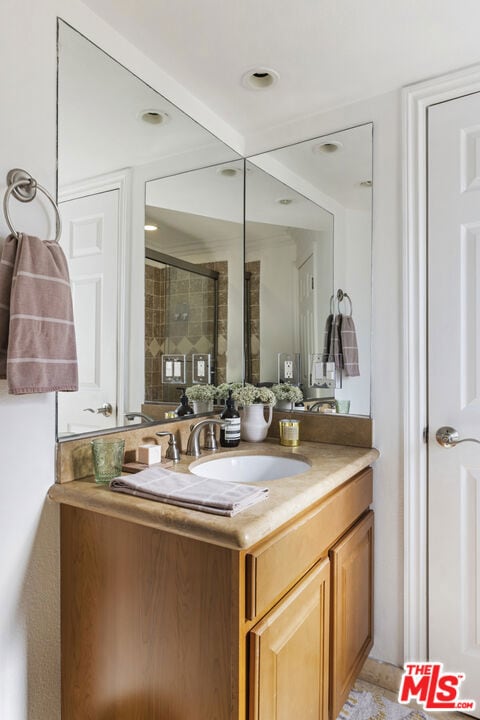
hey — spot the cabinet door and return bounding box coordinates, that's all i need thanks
[249,557,330,720]
[330,510,374,719]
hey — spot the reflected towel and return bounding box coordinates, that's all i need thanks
[341,315,360,376]
[328,313,343,371]
[0,234,78,394]
[110,465,269,517]
[321,313,333,361]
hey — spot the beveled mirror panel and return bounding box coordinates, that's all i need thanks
[56,21,241,437]
[246,123,372,416]
[144,160,244,404]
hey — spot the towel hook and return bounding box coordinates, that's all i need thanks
[336,288,353,316]
[3,168,62,243]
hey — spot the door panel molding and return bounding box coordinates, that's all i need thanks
[403,64,480,662]
[58,169,131,432]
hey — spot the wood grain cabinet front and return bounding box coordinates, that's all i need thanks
[330,510,374,719]
[59,467,374,720]
[249,557,330,720]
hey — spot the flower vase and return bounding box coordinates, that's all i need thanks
[240,403,273,442]
[192,400,213,414]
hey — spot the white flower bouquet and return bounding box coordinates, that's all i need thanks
[185,384,217,402]
[215,382,244,400]
[232,384,276,407]
[271,383,303,403]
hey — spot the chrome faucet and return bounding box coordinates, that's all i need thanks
[308,398,336,412]
[186,419,229,457]
[124,411,154,423]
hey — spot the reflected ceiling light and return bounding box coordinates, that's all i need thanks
[313,140,343,154]
[359,180,372,187]
[276,198,293,205]
[217,166,242,177]
[241,67,280,90]
[138,109,170,125]
[144,224,158,231]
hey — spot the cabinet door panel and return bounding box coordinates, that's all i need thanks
[249,558,330,720]
[246,468,373,620]
[330,510,374,718]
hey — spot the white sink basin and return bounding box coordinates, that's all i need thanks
[190,454,310,483]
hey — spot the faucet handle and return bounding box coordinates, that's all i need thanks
[156,431,180,462]
[204,422,218,451]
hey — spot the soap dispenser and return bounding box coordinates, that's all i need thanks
[175,387,194,416]
[220,390,241,447]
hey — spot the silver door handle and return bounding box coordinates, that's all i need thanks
[436,426,480,448]
[82,403,113,417]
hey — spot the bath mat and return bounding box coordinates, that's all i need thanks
[338,688,431,720]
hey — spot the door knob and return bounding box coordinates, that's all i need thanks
[435,426,480,448]
[82,403,113,417]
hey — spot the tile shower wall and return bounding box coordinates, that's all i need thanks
[145,261,228,401]
[246,260,260,384]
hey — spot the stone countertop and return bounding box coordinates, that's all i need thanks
[48,439,379,551]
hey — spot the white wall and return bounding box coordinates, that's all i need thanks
[247,92,403,665]
[1,4,404,717]
[0,2,242,718]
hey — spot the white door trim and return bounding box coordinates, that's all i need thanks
[403,64,480,661]
[59,169,131,425]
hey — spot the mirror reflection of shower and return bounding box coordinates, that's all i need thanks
[145,250,219,402]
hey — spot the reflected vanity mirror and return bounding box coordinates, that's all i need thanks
[144,160,244,404]
[246,123,372,416]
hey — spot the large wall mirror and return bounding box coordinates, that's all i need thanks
[246,124,372,416]
[56,21,241,437]
[57,21,373,439]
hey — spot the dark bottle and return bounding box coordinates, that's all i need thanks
[175,387,194,416]
[220,390,241,447]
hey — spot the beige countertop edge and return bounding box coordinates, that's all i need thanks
[48,441,379,551]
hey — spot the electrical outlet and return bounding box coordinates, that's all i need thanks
[284,360,293,379]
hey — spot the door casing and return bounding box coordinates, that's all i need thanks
[403,64,480,661]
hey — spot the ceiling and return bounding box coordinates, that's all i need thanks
[81,0,480,140]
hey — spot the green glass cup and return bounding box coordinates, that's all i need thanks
[335,399,351,414]
[91,438,125,483]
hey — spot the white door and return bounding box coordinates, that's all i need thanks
[298,254,316,388]
[428,91,480,714]
[57,190,119,435]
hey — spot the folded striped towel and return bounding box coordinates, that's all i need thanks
[110,465,269,517]
[341,315,360,376]
[0,234,78,394]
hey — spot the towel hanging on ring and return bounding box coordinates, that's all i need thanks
[0,233,78,394]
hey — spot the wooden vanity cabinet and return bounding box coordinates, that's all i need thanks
[60,467,373,720]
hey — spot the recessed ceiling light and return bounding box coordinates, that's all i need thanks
[241,67,280,90]
[138,109,170,125]
[144,224,158,231]
[276,198,293,205]
[217,166,242,178]
[312,140,344,154]
[359,180,373,187]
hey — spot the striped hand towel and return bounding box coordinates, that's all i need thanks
[0,234,78,394]
[341,315,360,376]
[321,313,334,361]
[328,313,344,371]
[110,465,269,517]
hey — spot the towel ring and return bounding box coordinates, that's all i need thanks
[336,288,353,316]
[3,168,62,243]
